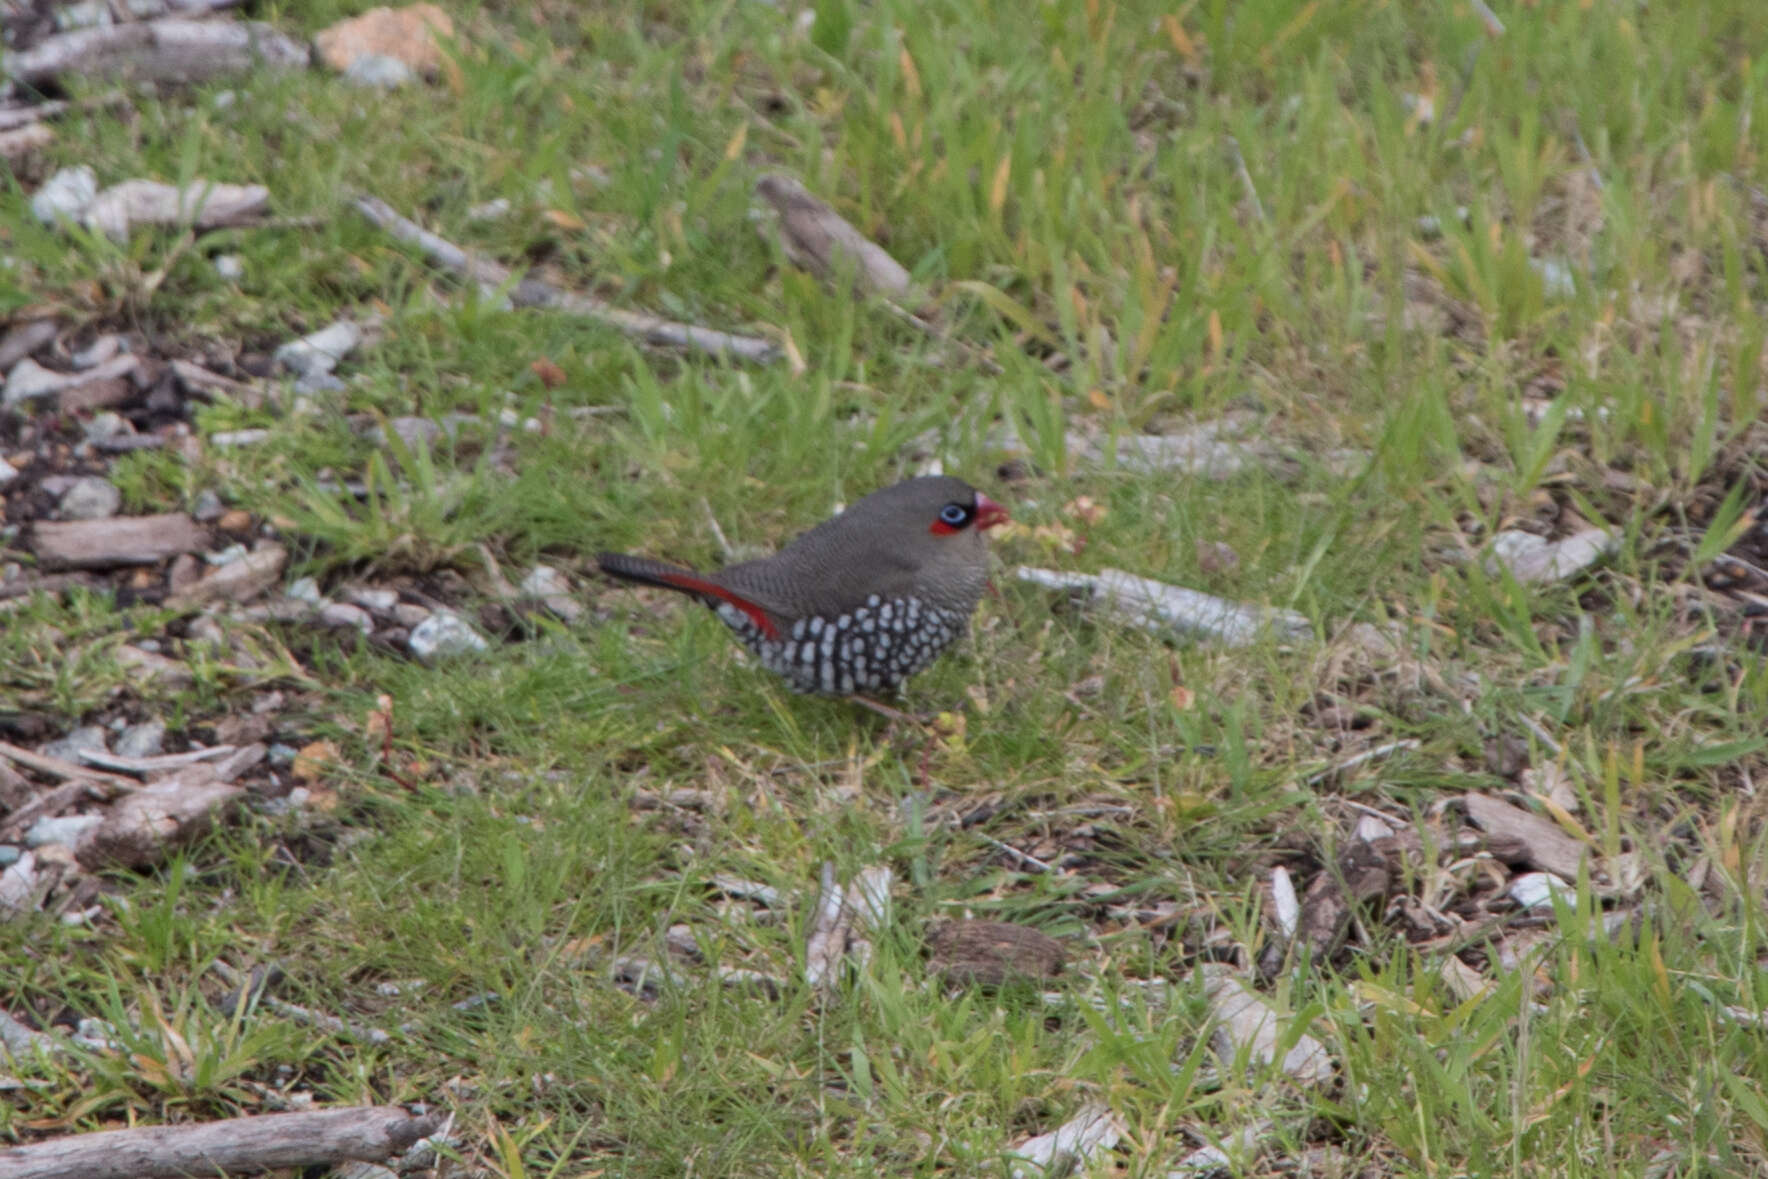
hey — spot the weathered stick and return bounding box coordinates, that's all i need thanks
[0,741,139,791]
[352,195,781,364]
[0,1106,444,1179]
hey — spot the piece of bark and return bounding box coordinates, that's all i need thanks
[31,514,209,570]
[1461,793,1589,880]
[803,862,853,990]
[164,543,287,607]
[0,1105,443,1179]
[0,760,32,812]
[754,173,913,299]
[352,195,781,364]
[1486,528,1615,585]
[74,763,242,870]
[1005,1103,1123,1179]
[1257,839,1396,980]
[1199,963,1334,1087]
[1016,565,1313,647]
[927,920,1065,987]
[55,377,133,414]
[6,19,310,89]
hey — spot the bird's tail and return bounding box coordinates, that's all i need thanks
[596,552,712,596]
[595,552,782,640]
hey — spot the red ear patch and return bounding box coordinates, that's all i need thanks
[654,571,781,639]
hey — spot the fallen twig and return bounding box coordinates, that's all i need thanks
[0,741,138,791]
[352,195,781,364]
[0,1106,443,1179]
[1016,566,1313,647]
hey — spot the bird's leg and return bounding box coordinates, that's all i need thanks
[849,694,930,726]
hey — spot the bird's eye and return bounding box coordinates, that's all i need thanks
[939,503,972,527]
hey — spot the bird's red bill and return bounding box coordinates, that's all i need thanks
[974,493,1009,531]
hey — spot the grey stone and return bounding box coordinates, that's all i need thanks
[319,601,373,634]
[407,609,489,662]
[82,412,131,442]
[25,813,102,849]
[42,725,107,763]
[345,586,398,613]
[212,254,244,281]
[190,489,225,521]
[342,53,416,89]
[114,718,166,758]
[0,458,17,488]
[58,476,121,520]
[274,320,361,378]
[0,845,19,868]
[186,615,226,648]
[30,165,97,225]
[286,576,326,606]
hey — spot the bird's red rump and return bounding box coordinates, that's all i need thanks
[653,571,781,639]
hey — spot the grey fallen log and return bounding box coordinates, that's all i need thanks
[1015,566,1312,647]
[6,19,309,89]
[0,1105,443,1179]
[31,514,209,569]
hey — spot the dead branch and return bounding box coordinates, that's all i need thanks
[6,19,309,90]
[351,195,781,364]
[0,1106,443,1179]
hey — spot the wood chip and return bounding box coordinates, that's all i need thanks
[164,543,287,607]
[1486,528,1614,585]
[927,920,1065,987]
[30,514,208,570]
[1461,793,1590,880]
[754,173,913,299]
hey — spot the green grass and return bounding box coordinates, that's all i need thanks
[4,0,1768,1174]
